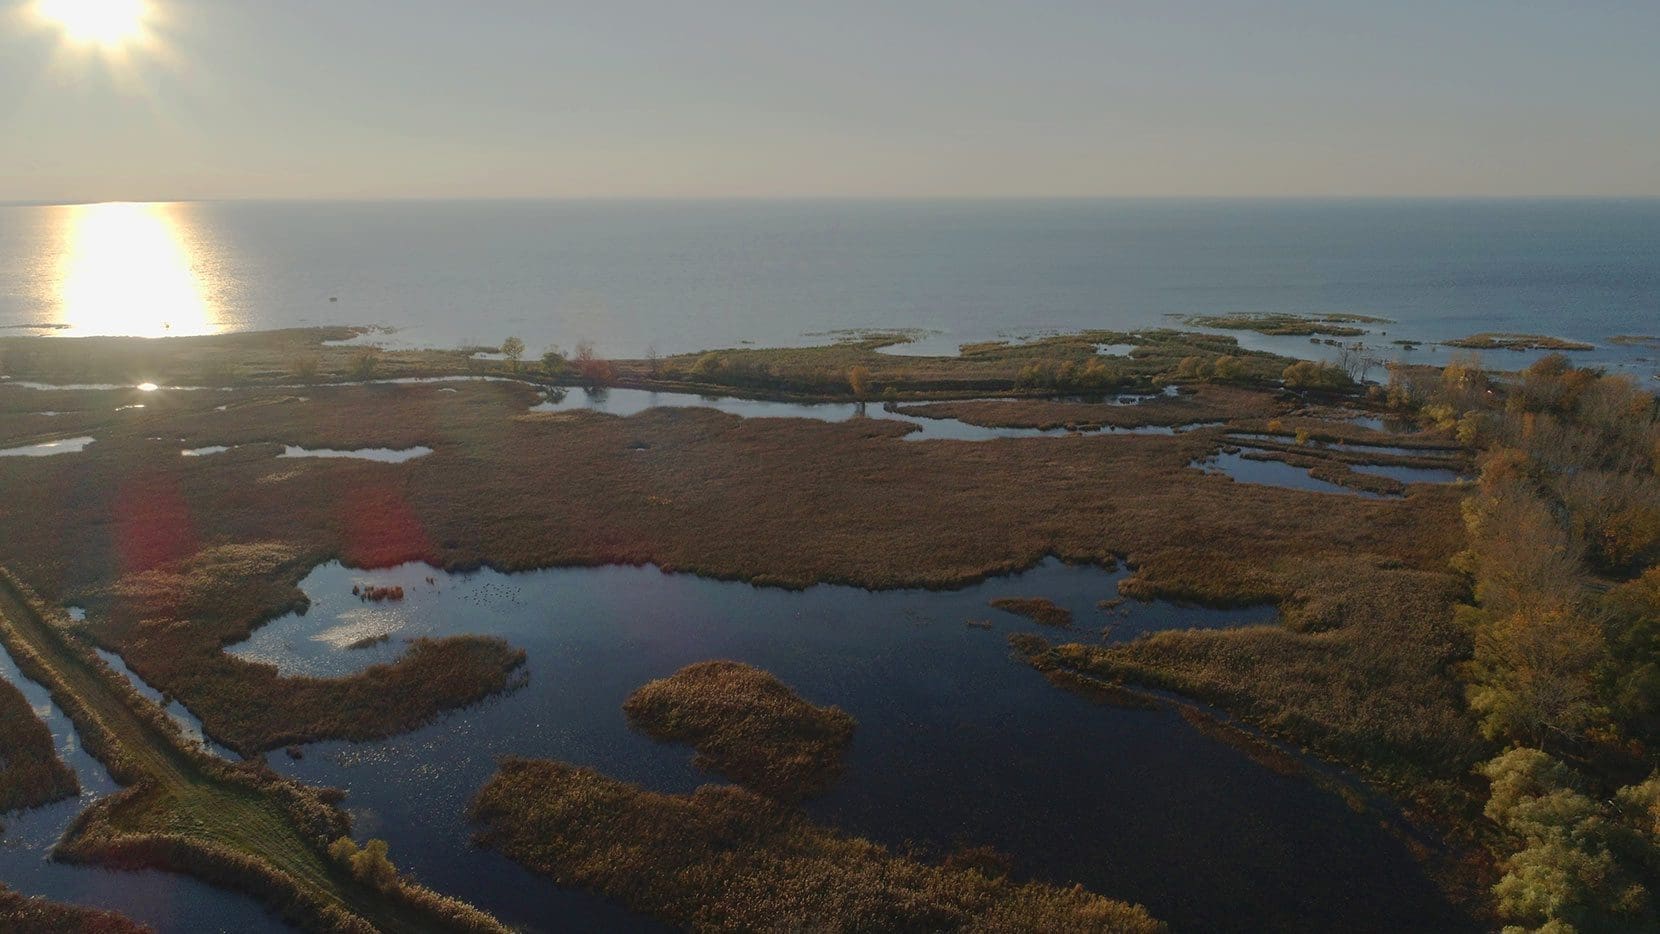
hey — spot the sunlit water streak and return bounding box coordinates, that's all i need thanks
[44,202,222,338]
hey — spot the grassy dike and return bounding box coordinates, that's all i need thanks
[0,567,505,934]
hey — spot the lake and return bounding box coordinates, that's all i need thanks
[1,199,1656,379]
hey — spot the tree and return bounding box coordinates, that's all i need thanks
[501,336,525,370]
[1467,605,1608,745]
[848,365,871,401]
[1478,749,1652,931]
[1281,360,1351,391]
[329,836,399,890]
[542,346,569,377]
[575,342,614,387]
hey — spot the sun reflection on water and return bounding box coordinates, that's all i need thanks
[51,202,221,338]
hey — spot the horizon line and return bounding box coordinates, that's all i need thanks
[8,193,1660,209]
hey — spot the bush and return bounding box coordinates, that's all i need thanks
[350,350,379,381]
[1281,360,1351,391]
[574,342,613,387]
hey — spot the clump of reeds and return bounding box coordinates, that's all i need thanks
[623,660,854,801]
[471,757,1165,933]
[989,597,1073,627]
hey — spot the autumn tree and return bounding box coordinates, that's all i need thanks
[575,342,614,387]
[848,365,871,401]
[500,336,525,370]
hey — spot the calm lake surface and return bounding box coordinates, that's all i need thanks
[215,557,1465,934]
[1,198,1656,377]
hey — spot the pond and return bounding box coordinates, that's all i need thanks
[219,557,1467,933]
[1193,450,1393,499]
[533,387,1208,441]
[277,445,433,463]
[0,436,95,457]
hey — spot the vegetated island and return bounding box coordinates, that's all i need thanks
[471,757,1164,933]
[623,660,855,801]
[1441,332,1595,351]
[988,596,1074,627]
[1183,312,1393,337]
[1610,334,1660,349]
[0,884,150,933]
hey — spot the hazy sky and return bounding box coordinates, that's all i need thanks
[3,0,1658,202]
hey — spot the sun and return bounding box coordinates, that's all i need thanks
[35,0,147,47]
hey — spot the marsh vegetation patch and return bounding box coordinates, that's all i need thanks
[471,758,1165,934]
[623,660,855,801]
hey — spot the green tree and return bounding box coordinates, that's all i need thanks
[542,346,569,377]
[501,336,526,370]
[1479,749,1652,931]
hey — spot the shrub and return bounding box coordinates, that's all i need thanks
[1281,360,1351,391]
[574,342,613,387]
[350,349,379,381]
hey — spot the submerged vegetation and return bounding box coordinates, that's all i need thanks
[472,757,1164,933]
[623,661,855,801]
[988,596,1073,628]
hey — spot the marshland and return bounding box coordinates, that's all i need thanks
[0,322,1653,933]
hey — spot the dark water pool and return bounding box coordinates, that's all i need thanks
[212,558,1470,933]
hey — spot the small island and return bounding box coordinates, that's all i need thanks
[471,757,1165,933]
[623,660,855,801]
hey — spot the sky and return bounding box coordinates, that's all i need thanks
[2,0,1659,203]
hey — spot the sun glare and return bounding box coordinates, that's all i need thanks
[36,0,146,47]
[52,202,221,338]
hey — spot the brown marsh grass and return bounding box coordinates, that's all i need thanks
[0,884,148,933]
[623,660,855,801]
[471,757,1165,933]
[988,597,1074,627]
[0,374,1470,792]
[0,672,78,814]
